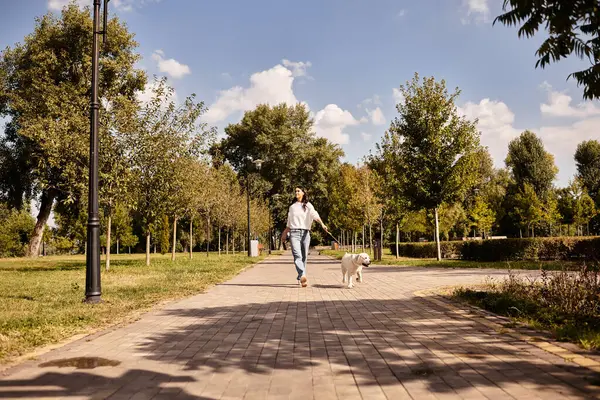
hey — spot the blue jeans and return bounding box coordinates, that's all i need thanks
[290,229,310,279]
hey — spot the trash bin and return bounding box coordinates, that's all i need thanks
[250,240,259,257]
[331,241,339,250]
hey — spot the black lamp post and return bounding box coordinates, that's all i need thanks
[246,158,262,256]
[85,0,109,303]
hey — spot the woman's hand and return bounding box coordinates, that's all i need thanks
[321,223,328,232]
[280,227,290,243]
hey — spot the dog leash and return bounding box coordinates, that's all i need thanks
[322,225,340,244]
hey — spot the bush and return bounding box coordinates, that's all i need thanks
[390,237,600,262]
[0,205,36,257]
[389,241,463,259]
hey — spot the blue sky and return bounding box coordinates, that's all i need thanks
[2,0,600,189]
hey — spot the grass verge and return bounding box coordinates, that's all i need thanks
[452,267,600,350]
[0,251,269,364]
[319,249,581,270]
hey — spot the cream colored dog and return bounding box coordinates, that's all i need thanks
[341,252,371,288]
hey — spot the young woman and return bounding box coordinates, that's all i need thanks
[281,187,327,287]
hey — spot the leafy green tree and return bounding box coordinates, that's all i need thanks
[0,203,36,257]
[213,103,343,233]
[480,168,511,231]
[388,73,481,260]
[575,139,600,205]
[557,186,576,235]
[469,196,496,238]
[505,130,558,199]
[368,130,409,256]
[127,77,213,265]
[111,203,135,254]
[574,192,597,235]
[511,183,545,237]
[0,5,145,257]
[494,0,600,100]
[100,98,137,270]
[437,202,467,240]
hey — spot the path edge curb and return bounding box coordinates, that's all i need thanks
[413,287,600,375]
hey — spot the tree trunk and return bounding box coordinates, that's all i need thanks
[27,189,56,257]
[380,213,384,255]
[116,238,119,255]
[362,225,365,252]
[146,233,151,266]
[434,207,441,261]
[218,226,221,256]
[189,219,193,259]
[395,223,399,259]
[154,244,156,254]
[105,215,112,272]
[354,231,358,253]
[171,216,177,261]
[206,216,210,257]
[226,229,229,255]
[369,224,373,257]
[128,246,131,254]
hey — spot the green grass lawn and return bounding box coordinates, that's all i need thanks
[319,249,581,270]
[0,251,278,364]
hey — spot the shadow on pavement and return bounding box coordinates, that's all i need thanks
[0,368,213,399]
[134,296,600,398]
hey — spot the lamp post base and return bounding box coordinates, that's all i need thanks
[83,295,102,304]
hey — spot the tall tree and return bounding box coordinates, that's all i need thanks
[505,130,558,199]
[99,98,136,270]
[494,0,600,100]
[213,103,343,234]
[575,139,600,205]
[0,5,145,257]
[127,77,214,265]
[388,73,481,260]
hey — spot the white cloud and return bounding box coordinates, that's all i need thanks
[540,82,600,118]
[359,95,382,107]
[361,132,373,142]
[151,50,191,79]
[281,59,312,78]
[367,107,386,125]
[203,63,300,124]
[461,0,490,25]
[458,98,520,167]
[392,88,404,106]
[313,104,362,145]
[221,72,232,80]
[203,60,361,145]
[396,9,406,18]
[458,94,599,186]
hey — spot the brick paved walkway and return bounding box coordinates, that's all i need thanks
[1,251,600,399]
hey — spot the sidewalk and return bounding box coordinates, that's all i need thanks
[1,251,599,399]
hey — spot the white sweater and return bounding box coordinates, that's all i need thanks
[286,202,321,230]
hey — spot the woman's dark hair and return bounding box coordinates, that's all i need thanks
[292,187,308,211]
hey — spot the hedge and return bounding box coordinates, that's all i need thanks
[390,237,600,262]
